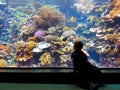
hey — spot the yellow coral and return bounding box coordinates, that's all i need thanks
[39,52,53,66]
[60,55,70,63]
[16,41,36,62]
[0,59,7,67]
[109,0,120,19]
[24,41,36,52]
[24,41,36,59]
[106,34,117,42]
[114,58,120,65]
[16,41,25,52]
[109,48,118,56]
[109,9,120,19]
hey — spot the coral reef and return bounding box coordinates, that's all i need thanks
[39,52,53,66]
[0,59,7,67]
[33,5,66,29]
[0,44,11,56]
[102,0,120,21]
[15,40,36,66]
[28,36,36,41]
[34,30,45,38]
[73,0,95,14]
[109,0,120,19]
[24,41,36,58]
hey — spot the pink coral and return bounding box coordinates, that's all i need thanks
[34,30,44,38]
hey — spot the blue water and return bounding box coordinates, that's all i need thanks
[0,0,119,68]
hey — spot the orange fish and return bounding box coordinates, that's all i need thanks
[24,10,34,14]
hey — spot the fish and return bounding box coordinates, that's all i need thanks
[76,23,85,29]
[87,15,96,22]
[106,28,113,32]
[63,26,70,30]
[70,16,77,22]
[24,10,34,14]
[33,2,41,9]
[95,5,106,12]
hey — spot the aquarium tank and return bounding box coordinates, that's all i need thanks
[0,0,119,68]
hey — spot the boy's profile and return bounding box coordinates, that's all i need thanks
[71,39,103,90]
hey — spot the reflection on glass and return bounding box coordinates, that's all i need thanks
[0,0,119,68]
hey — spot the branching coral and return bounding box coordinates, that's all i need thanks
[105,34,117,42]
[16,40,36,63]
[109,0,120,19]
[101,0,120,21]
[33,5,66,29]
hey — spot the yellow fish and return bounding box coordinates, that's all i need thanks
[106,28,112,32]
[88,15,96,22]
[95,7,103,12]
[70,16,77,22]
[63,26,69,30]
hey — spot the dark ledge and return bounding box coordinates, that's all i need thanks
[0,68,120,84]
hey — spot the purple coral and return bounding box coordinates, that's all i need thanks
[34,30,44,38]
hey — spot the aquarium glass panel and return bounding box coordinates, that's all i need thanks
[0,0,119,68]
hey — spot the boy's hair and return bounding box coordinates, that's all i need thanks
[73,40,83,51]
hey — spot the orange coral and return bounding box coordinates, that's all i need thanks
[28,36,36,41]
[0,44,10,55]
[109,0,120,19]
[105,34,117,42]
